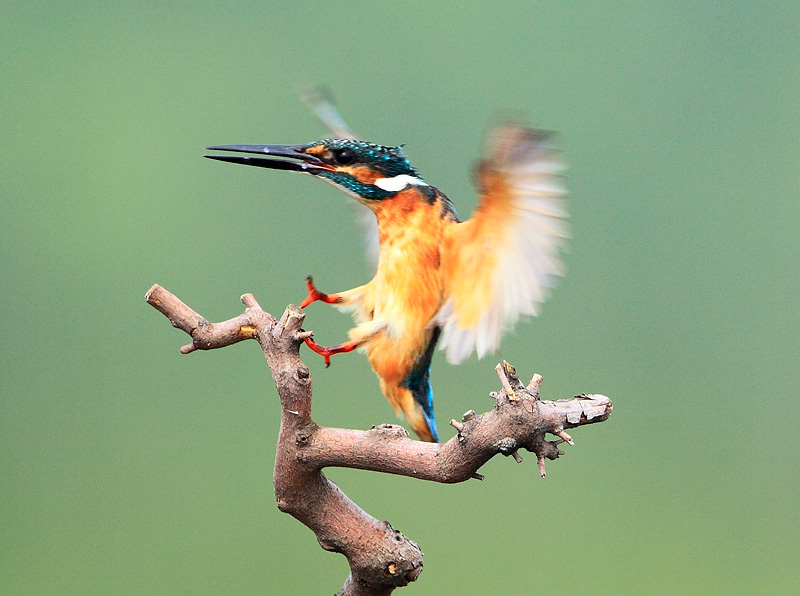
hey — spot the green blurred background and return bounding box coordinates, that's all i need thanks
[2,2,798,594]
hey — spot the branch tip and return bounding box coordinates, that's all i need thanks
[495,362,518,401]
[471,472,485,481]
[501,360,516,376]
[145,283,160,301]
[449,419,464,431]
[511,450,523,463]
[527,373,543,395]
[180,343,196,354]
[240,293,260,309]
[555,430,574,445]
[274,305,306,340]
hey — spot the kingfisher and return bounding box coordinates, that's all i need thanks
[206,102,568,442]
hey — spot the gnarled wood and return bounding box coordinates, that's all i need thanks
[146,284,612,594]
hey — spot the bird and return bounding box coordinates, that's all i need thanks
[205,100,568,442]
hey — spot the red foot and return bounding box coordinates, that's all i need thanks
[303,336,358,368]
[300,276,341,309]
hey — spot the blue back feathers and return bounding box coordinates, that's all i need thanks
[402,328,441,442]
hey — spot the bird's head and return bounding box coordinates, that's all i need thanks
[205,139,428,202]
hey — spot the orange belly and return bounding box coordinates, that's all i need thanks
[355,185,454,440]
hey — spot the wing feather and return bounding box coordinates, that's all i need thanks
[438,125,568,364]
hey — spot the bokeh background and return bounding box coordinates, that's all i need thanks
[2,2,798,594]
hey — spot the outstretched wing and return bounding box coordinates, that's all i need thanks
[437,125,569,364]
[301,86,380,271]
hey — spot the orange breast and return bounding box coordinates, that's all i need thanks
[363,188,449,383]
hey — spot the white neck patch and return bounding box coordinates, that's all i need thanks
[374,174,427,192]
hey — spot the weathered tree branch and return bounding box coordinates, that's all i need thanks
[145,284,612,595]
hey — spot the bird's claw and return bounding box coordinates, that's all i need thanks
[300,275,340,308]
[303,336,357,367]
[304,337,332,366]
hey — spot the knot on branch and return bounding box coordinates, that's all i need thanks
[496,437,518,456]
[295,365,311,381]
[495,436,525,464]
[295,422,317,447]
[342,523,423,594]
[369,423,411,439]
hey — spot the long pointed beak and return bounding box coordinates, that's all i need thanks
[204,144,332,173]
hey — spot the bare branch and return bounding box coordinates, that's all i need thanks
[145,284,271,354]
[146,284,612,594]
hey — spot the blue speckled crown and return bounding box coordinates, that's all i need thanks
[309,139,418,178]
[306,139,421,200]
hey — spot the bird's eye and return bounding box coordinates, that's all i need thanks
[332,148,356,165]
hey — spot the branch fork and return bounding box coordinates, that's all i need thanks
[146,284,612,595]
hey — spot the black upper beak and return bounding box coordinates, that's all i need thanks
[204,144,330,173]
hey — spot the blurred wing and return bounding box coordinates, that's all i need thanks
[299,85,357,139]
[438,125,569,364]
[301,86,379,272]
[353,202,379,273]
